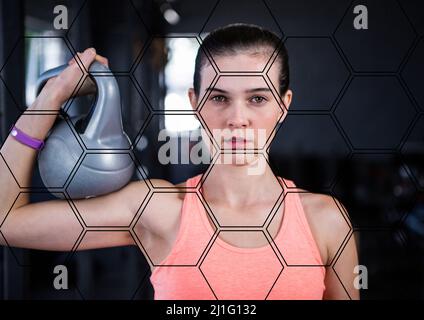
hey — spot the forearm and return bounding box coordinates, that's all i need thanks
[0,96,60,225]
[0,48,131,250]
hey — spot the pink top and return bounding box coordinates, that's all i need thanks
[150,174,326,300]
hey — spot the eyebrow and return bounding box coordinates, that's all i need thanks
[205,87,272,94]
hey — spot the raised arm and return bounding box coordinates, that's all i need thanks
[0,48,181,252]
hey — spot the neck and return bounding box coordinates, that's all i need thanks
[201,155,281,207]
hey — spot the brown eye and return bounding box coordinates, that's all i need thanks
[211,95,227,103]
[250,96,267,104]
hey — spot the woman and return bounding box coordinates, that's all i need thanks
[0,24,358,300]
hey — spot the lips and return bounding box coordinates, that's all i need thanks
[224,136,252,149]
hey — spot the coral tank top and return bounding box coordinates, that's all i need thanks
[150,174,326,299]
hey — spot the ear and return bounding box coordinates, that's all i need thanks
[188,88,198,111]
[278,89,293,123]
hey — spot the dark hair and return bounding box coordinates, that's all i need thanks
[193,23,290,97]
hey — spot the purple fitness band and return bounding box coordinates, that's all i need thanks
[9,125,45,150]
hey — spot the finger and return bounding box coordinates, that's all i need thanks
[95,55,109,67]
[79,48,97,70]
[68,52,82,65]
[60,49,95,82]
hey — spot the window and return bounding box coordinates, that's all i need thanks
[25,31,69,106]
[164,37,201,133]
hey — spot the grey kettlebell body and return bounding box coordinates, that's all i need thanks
[36,61,135,199]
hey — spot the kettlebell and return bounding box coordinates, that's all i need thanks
[35,61,135,199]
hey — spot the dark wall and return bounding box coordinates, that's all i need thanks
[0,0,423,300]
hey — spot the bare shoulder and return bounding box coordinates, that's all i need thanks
[126,178,187,240]
[297,189,352,264]
[297,189,351,229]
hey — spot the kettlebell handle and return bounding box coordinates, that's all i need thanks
[35,61,124,141]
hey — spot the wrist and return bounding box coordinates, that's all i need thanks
[9,125,45,150]
[31,93,62,111]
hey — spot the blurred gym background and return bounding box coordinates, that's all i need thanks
[0,0,424,299]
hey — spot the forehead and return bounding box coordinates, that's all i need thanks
[213,53,270,71]
[200,53,280,90]
[212,76,270,92]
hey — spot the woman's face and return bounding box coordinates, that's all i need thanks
[189,53,292,165]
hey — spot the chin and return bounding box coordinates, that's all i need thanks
[218,153,260,167]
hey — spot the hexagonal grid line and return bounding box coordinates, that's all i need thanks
[393,185,420,235]
[265,36,353,113]
[332,75,418,152]
[331,150,413,177]
[397,35,421,77]
[66,187,151,229]
[396,0,420,36]
[0,191,84,267]
[198,229,284,300]
[198,0,284,74]
[264,191,353,267]
[397,106,422,152]
[330,0,354,72]
[65,73,147,151]
[64,151,146,227]
[38,111,86,189]
[261,193,289,267]
[395,73,422,115]
[0,74,21,112]
[197,151,285,228]
[261,67,290,113]
[131,110,153,152]
[331,150,419,230]
[197,74,285,152]
[0,152,19,188]
[263,0,356,38]
[127,152,151,186]
[201,151,281,193]
[132,112,219,190]
[393,225,408,248]
[261,39,287,76]
[65,0,151,74]
[335,234,364,299]
[279,110,355,142]
[130,190,156,234]
[331,267,353,299]
[70,285,86,301]
[328,151,357,198]
[264,268,289,300]
[67,229,141,263]
[131,190,217,267]
[195,111,222,155]
[397,192,419,230]
[200,172,285,229]
[399,36,424,112]
[0,35,85,112]
[0,112,86,190]
[332,0,418,74]
[265,112,353,191]
[330,230,360,300]
[131,34,219,112]
[399,115,424,191]
[66,229,150,300]
[324,199,353,266]
[130,270,153,300]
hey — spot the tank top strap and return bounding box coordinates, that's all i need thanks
[184,173,201,188]
[152,174,206,264]
[278,177,325,266]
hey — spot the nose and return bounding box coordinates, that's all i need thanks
[226,100,250,128]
